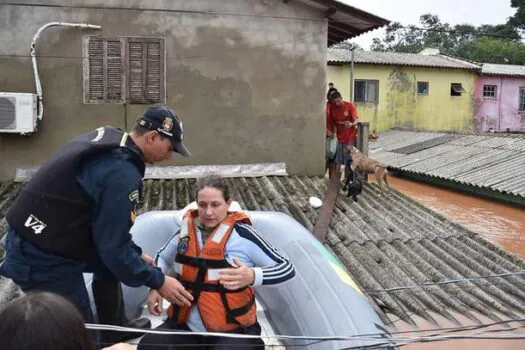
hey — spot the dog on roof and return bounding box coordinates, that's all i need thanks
[342,171,363,203]
[346,146,390,194]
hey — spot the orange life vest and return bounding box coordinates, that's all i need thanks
[167,210,257,332]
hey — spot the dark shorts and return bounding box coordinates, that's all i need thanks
[334,141,356,165]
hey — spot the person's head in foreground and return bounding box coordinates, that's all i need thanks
[0,292,95,350]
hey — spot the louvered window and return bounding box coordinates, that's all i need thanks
[83,36,165,104]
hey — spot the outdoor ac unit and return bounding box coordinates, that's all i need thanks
[0,92,38,134]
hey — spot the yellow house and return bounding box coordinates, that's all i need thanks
[327,49,480,132]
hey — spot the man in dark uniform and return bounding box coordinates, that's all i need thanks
[0,104,195,346]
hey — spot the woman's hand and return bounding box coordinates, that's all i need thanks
[218,257,255,290]
[146,289,164,316]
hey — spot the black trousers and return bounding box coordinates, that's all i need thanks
[138,319,265,350]
[0,229,131,348]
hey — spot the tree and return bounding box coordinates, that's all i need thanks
[467,37,525,64]
[370,12,525,64]
[370,15,462,54]
[509,0,525,31]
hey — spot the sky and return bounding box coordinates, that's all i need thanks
[341,0,517,50]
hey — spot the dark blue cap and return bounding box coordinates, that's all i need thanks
[138,104,190,157]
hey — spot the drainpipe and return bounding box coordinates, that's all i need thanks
[357,121,369,156]
[357,121,369,182]
[498,76,503,132]
[349,43,366,181]
[349,43,356,102]
[31,22,102,122]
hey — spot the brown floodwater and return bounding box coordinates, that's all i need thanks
[367,175,525,349]
[393,312,525,350]
[369,175,525,260]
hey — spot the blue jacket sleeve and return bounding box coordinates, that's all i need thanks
[77,155,164,289]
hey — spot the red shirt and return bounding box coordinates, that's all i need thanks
[326,101,359,143]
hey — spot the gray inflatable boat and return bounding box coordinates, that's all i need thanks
[89,209,393,349]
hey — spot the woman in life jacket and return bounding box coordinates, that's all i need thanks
[138,175,295,350]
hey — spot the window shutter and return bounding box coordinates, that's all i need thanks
[84,36,164,104]
[128,38,164,104]
[106,40,124,101]
[146,40,162,103]
[87,37,104,101]
[84,37,124,103]
[128,40,146,104]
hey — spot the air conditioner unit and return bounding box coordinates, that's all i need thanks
[0,92,38,134]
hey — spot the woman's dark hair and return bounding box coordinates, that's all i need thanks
[197,175,231,202]
[330,91,342,100]
[327,87,339,100]
[0,292,95,350]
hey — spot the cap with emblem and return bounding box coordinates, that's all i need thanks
[138,104,191,157]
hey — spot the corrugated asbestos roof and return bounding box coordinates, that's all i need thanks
[482,63,525,77]
[296,0,390,45]
[1,177,525,328]
[370,130,525,199]
[328,48,481,70]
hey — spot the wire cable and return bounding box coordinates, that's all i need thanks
[1,2,371,26]
[365,270,525,294]
[86,317,525,342]
[86,317,525,350]
[3,1,521,41]
[0,32,319,61]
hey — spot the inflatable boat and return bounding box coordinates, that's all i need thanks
[88,208,393,349]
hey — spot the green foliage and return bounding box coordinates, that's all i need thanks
[509,0,525,30]
[467,37,525,65]
[370,5,525,64]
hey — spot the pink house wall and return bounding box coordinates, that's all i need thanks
[475,76,525,132]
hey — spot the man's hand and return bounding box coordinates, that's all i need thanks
[141,252,156,266]
[158,276,193,307]
[146,289,164,316]
[218,257,255,290]
[326,130,334,138]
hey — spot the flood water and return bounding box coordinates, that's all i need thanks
[367,175,525,349]
[385,176,525,260]
[393,311,525,350]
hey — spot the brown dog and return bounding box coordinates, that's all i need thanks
[347,146,390,193]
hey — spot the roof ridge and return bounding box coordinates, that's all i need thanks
[327,49,480,70]
[436,52,481,67]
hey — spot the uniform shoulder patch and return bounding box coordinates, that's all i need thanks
[129,189,140,203]
[177,236,190,254]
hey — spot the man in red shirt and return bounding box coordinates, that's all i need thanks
[326,91,359,182]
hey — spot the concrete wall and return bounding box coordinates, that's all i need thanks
[475,75,525,132]
[328,64,477,132]
[0,0,328,180]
